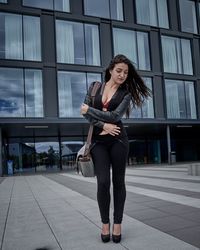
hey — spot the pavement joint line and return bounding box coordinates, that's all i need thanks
[0,178,15,250]
[126,174,200,183]
[125,185,200,209]
[25,176,63,250]
[61,173,200,209]
[37,175,130,250]
[1,174,199,249]
[125,176,200,193]
[41,175,199,250]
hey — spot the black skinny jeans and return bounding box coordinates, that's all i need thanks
[91,134,129,224]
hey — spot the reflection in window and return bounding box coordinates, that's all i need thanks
[23,16,41,61]
[165,79,196,119]
[35,141,60,172]
[130,78,154,118]
[58,71,101,117]
[135,0,169,28]
[84,0,123,20]
[56,20,100,66]
[0,13,41,61]
[179,0,197,34]
[23,0,70,12]
[161,36,193,75]
[8,139,35,173]
[0,68,24,117]
[61,140,84,170]
[0,68,43,117]
[113,28,150,70]
[25,69,43,117]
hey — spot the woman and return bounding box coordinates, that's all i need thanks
[81,54,151,243]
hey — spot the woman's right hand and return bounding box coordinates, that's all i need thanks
[102,123,121,136]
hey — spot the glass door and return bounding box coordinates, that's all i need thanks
[34,138,60,172]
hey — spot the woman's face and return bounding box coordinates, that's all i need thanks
[110,63,128,85]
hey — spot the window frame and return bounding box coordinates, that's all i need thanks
[161,35,193,75]
[135,0,169,29]
[0,67,44,118]
[113,27,151,71]
[57,71,102,118]
[164,79,197,119]
[84,0,124,21]
[179,0,198,34]
[22,0,70,13]
[0,12,42,62]
[56,19,101,66]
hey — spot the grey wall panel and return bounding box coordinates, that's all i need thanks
[41,14,56,66]
[71,0,83,15]
[100,22,113,69]
[192,38,200,76]
[124,0,134,23]
[168,0,179,31]
[196,80,200,119]
[150,31,161,73]
[153,76,165,119]
[43,68,58,117]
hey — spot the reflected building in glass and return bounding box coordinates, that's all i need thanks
[0,0,200,175]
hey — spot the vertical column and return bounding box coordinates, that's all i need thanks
[167,125,171,164]
[153,76,165,119]
[168,0,179,31]
[0,127,2,176]
[123,0,134,23]
[196,80,200,119]
[100,22,113,68]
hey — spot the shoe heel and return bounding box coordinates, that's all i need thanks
[101,223,110,243]
[101,234,110,243]
[112,234,121,243]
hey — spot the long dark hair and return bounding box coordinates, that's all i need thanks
[104,54,152,117]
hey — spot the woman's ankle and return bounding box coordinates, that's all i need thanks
[102,223,110,235]
[112,223,121,235]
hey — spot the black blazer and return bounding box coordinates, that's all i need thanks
[84,82,131,137]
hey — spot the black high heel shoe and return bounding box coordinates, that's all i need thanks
[112,224,121,243]
[101,223,110,243]
[101,233,110,243]
[112,234,121,243]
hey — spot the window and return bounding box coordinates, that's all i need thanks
[130,78,154,118]
[135,0,169,28]
[25,69,43,117]
[84,0,123,20]
[179,0,197,34]
[0,13,41,61]
[161,36,193,75]
[0,68,43,117]
[56,20,100,66]
[0,0,7,3]
[165,79,196,119]
[58,71,101,117]
[113,28,150,70]
[23,0,70,12]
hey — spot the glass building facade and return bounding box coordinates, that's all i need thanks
[0,0,200,175]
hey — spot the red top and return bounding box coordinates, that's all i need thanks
[102,100,110,109]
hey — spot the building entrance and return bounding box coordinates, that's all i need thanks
[128,139,161,165]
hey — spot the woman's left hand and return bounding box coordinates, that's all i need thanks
[80,103,89,114]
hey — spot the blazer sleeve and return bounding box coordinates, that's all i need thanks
[82,82,105,129]
[86,93,131,123]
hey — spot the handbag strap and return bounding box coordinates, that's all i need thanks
[84,81,100,156]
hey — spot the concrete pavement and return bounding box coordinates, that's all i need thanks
[0,165,200,250]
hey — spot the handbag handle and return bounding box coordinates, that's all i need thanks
[84,82,100,156]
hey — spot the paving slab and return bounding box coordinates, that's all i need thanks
[0,166,200,250]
